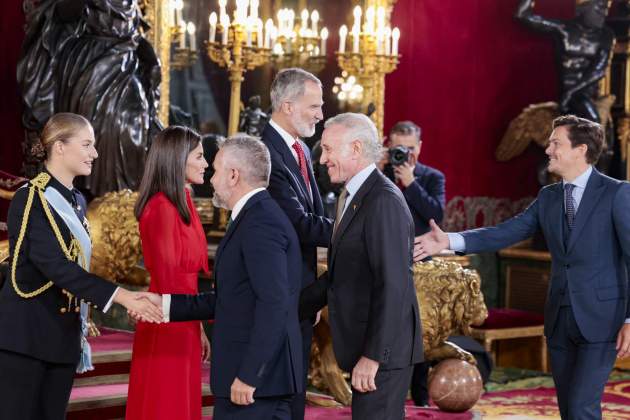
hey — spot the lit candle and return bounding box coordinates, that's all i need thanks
[221,15,230,44]
[320,27,328,55]
[264,18,273,48]
[257,18,263,47]
[187,22,196,51]
[365,6,375,35]
[301,9,309,34]
[246,20,253,47]
[353,6,362,32]
[339,24,347,53]
[376,28,383,55]
[169,0,175,26]
[377,6,385,32]
[175,0,183,28]
[392,27,400,56]
[270,25,277,49]
[352,24,360,54]
[219,0,227,23]
[209,12,217,43]
[384,27,391,55]
[288,9,295,34]
[311,10,319,34]
[179,21,186,49]
[250,0,259,21]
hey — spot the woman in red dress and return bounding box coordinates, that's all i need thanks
[126,126,210,420]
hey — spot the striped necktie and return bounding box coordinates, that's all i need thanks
[564,183,576,230]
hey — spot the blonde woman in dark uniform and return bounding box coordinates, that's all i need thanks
[0,113,163,420]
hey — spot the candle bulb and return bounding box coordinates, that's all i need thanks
[384,27,391,55]
[377,6,385,32]
[392,27,400,56]
[257,18,263,47]
[246,24,252,47]
[352,24,360,54]
[301,9,309,34]
[169,0,175,26]
[353,6,362,31]
[339,24,347,53]
[365,6,375,35]
[176,0,183,28]
[221,15,230,45]
[288,9,295,34]
[264,18,273,48]
[320,27,328,56]
[250,0,259,21]
[311,10,319,34]
[209,12,217,43]
[376,28,383,55]
[219,0,227,23]
[179,21,186,49]
[187,22,196,51]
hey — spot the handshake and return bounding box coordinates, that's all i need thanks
[114,289,164,323]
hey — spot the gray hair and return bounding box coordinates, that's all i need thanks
[218,134,271,188]
[270,68,322,112]
[324,113,383,163]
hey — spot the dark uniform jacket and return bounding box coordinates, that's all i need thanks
[0,173,116,364]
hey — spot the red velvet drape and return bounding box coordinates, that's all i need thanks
[0,0,25,175]
[385,0,574,201]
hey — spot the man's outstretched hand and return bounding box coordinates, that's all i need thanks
[413,219,450,262]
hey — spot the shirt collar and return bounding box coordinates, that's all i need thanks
[269,118,298,150]
[230,187,266,220]
[345,164,377,197]
[563,165,592,190]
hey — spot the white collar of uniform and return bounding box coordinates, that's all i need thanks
[563,165,592,190]
[230,187,266,220]
[344,163,377,197]
[269,118,299,150]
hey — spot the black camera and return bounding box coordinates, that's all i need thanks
[388,145,410,166]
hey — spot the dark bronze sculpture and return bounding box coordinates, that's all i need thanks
[18,0,162,196]
[238,95,269,137]
[515,0,614,123]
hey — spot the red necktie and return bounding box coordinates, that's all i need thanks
[291,141,311,194]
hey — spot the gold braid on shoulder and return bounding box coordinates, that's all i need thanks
[11,172,86,299]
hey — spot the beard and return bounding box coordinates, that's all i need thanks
[211,190,230,209]
[291,114,316,138]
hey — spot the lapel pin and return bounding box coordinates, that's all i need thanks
[352,204,357,211]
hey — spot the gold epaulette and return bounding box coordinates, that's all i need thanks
[10,171,87,307]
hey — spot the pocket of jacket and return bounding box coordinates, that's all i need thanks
[596,286,623,301]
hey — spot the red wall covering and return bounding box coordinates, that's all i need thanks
[385,0,574,200]
[2,0,575,202]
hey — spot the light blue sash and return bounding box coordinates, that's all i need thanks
[44,187,94,373]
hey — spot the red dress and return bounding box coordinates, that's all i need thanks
[126,191,209,420]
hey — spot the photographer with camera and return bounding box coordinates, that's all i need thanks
[379,121,446,407]
[381,121,446,236]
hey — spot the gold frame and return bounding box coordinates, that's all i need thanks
[140,0,172,124]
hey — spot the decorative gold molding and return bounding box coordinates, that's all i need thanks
[140,0,171,124]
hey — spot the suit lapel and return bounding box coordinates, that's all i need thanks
[567,169,606,253]
[329,169,380,271]
[214,191,267,273]
[263,125,314,210]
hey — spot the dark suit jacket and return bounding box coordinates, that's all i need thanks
[169,190,304,398]
[0,175,116,364]
[401,163,446,236]
[262,123,333,291]
[301,169,424,372]
[461,169,630,342]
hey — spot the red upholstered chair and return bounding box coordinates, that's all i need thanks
[471,302,548,372]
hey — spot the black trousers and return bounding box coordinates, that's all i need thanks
[214,396,293,420]
[548,307,617,420]
[0,349,76,420]
[351,366,413,420]
[290,320,313,420]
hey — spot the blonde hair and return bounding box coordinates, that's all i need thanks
[32,113,92,161]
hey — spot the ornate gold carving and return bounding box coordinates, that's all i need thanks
[308,259,488,406]
[139,0,171,124]
[87,190,147,286]
[0,240,8,263]
[444,196,534,232]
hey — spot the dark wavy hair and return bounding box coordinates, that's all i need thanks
[552,115,604,164]
[134,126,201,224]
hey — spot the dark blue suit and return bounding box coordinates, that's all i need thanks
[169,190,303,419]
[401,163,446,236]
[261,123,333,419]
[460,169,630,420]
